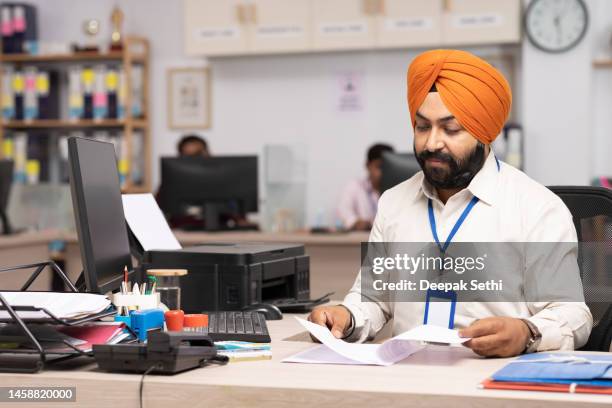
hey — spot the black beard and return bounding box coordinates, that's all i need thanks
[414,143,486,190]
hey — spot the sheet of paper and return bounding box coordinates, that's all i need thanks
[290,318,423,366]
[284,318,469,366]
[122,194,181,251]
[284,344,377,365]
[0,292,111,320]
[394,324,468,345]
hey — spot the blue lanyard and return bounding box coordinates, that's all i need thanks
[427,154,501,251]
[428,196,479,253]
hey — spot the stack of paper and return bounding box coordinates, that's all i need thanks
[215,341,272,362]
[283,318,469,366]
[0,292,111,320]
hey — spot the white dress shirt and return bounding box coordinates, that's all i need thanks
[342,151,593,351]
[336,177,379,229]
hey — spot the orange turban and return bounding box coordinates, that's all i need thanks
[407,49,512,145]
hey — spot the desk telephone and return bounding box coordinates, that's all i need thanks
[93,331,228,374]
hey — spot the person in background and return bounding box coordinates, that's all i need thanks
[336,143,394,231]
[178,134,210,157]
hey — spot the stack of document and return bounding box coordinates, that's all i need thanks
[0,322,126,354]
[0,292,111,320]
[482,353,612,395]
[215,341,272,362]
[283,318,469,366]
[57,323,127,352]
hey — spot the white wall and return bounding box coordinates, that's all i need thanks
[24,0,612,225]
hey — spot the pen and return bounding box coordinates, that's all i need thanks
[124,265,128,283]
[147,276,157,294]
[141,282,147,295]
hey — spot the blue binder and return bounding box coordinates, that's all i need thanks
[492,353,612,387]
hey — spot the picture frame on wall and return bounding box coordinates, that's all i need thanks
[167,67,211,129]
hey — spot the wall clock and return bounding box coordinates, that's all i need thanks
[525,0,588,53]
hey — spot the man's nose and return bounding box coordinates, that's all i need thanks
[424,128,445,152]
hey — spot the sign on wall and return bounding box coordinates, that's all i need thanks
[167,67,211,129]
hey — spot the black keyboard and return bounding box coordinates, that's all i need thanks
[205,311,271,343]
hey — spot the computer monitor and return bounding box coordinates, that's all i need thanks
[380,152,421,194]
[0,160,13,235]
[67,137,134,294]
[158,156,258,231]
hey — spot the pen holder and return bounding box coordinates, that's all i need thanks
[146,269,188,310]
[112,292,161,311]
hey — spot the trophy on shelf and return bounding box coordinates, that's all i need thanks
[80,19,100,53]
[110,6,124,51]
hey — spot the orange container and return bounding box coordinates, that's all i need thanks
[164,310,185,331]
[184,313,208,328]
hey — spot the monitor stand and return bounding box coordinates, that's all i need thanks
[203,202,221,231]
[0,209,12,235]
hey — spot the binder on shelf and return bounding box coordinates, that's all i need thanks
[8,4,38,55]
[2,137,14,159]
[131,130,144,185]
[68,66,84,121]
[106,68,119,119]
[12,70,24,120]
[81,67,95,120]
[93,65,108,121]
[130,65,143,118]
[117,67,127,119]
[118,134,129,188]
[12,131,27,183]
[1,67,15,120]
[35,70,58,120]
[25,132,48,183]
[1,6,12,54]
[23,66,38,121]
[11,5,26,53]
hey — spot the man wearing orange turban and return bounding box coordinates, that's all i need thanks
[310,50,591,358]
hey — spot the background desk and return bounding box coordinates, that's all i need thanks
[0,230,367,298]
[0,230,62,290]
[1,316,609,408]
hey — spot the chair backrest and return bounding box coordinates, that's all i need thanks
[548,186,612,352]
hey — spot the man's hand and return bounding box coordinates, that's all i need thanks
[307,305,351,339]
[459,317,531,357]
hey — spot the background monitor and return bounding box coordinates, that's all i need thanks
[0,160,13,235]
[158,156,258,230]
[380,152,421,194]
[68,137,133,294]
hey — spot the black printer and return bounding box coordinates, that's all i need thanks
[140,242,310,313]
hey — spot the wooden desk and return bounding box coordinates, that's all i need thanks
[174,230,369,299]
[2,317,610,408]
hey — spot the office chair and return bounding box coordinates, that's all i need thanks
[548,186,612,352]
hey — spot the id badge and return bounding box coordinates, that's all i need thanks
[423,289,457,329]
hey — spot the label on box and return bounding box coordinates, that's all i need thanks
[383,17,433,31]
[451,13,503,29]
[319,22,367,35]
